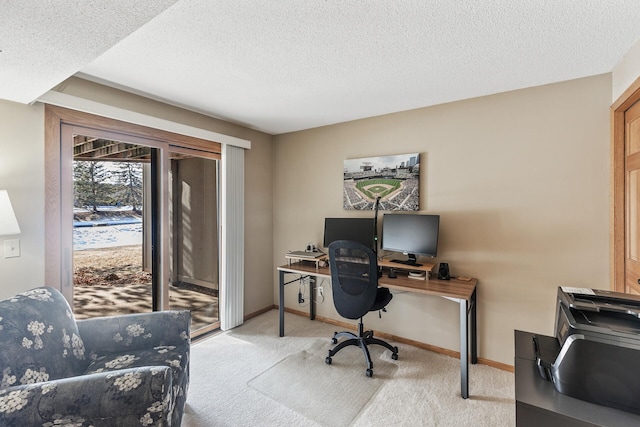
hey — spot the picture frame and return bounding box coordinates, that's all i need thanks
[343,153,420,211]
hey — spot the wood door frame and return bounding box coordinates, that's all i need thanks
[44,105,222,304]
[611,76,640,292]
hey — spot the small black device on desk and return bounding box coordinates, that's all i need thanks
[387,268,397,279]
[437,262,450,280]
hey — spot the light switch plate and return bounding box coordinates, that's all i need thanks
[4,239,20,258]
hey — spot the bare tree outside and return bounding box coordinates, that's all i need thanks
[116,162,143,213]
[73,161,111,212]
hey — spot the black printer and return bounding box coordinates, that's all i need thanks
[534,287,640,415]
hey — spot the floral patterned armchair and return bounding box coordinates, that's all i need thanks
[0,287,190,426]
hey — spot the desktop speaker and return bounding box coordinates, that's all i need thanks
[438,262,450,280]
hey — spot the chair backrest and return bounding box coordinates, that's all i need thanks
[327,240,379,320]
[0,287,88,390]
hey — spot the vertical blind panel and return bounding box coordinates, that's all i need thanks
[220,144,245,330]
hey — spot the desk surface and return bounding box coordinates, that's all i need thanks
[277,261,476,301]
[378,258,436,274]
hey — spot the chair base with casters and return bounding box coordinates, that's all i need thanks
[325,316,399,377]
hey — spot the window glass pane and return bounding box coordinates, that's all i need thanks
[169,153,219,333]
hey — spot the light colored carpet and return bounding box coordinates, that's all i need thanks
[182,310,515,427]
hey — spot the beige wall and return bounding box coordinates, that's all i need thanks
[0,100,45,299]
[0,72,616,364]
[0,79,275,315]
[273,74,611,365]
[613,37,640,102]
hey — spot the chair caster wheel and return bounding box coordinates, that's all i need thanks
[331,338,337,344]
[366,369,373,377]
[325,357,332,365]
[392,352,398,360]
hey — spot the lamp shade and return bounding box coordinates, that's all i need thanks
[0,190,20,236]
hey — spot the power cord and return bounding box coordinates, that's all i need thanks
[298,276,310,305]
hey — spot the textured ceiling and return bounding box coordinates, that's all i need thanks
[0,0,177,104]
[3,1,640,135]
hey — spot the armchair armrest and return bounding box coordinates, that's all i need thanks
[0,366,173,426]
[77,310,190,357]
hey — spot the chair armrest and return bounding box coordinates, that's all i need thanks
[0,367,173,426]
[77,310,190,357]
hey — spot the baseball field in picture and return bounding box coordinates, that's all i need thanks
[343,153,420,211]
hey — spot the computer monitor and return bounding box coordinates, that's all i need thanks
[323,217,375,250]
[381,213,440,266]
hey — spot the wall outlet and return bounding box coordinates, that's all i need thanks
[317,286,323,298]
[4,239,20,258]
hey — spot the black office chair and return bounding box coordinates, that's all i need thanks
[325,240,398,377]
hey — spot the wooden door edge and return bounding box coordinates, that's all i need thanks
[612,75,640,293]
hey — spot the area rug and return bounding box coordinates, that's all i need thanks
[248,340,398,427]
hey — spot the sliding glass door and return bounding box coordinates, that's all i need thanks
[59,125,221,336]
[168,151,220,333]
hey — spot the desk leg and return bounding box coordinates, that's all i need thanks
[460,299,469,399]
[279,270,285,337]
[470,288,478,364]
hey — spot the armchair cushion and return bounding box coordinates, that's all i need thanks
[77,310,191,422]
[0,366,173,427]
[77,311,190,356]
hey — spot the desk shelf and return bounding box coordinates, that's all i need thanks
[284,254,327,269]
[378,258,436,280]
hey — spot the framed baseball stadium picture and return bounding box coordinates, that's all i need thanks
[343,153,420,211]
